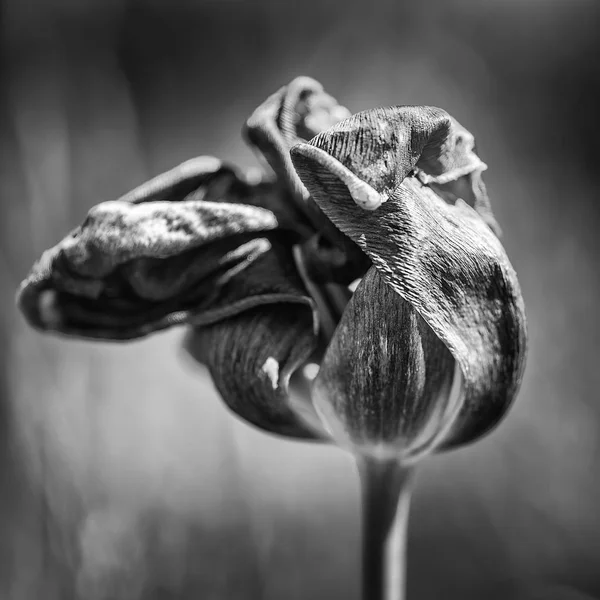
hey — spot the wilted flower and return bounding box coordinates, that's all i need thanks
[17,76,528,600]
[17,76,527,461]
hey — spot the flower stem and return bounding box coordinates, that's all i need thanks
[358,456,414,600]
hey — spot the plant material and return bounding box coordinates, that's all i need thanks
[16,77,528,600]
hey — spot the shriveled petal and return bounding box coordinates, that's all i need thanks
[112,155,310,236]
[312,266,458,459]
[416,116,500,235]
[291,106,527,447]
[17,158,302,340]
[245,77,370,284]
[244,76,351,201]
[294,106,499,234]
[184,243,325,440]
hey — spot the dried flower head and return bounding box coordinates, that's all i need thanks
[17,77,527,461]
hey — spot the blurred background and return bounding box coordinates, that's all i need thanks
[1,0,599,598]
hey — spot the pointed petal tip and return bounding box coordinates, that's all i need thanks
[291,143,384,211]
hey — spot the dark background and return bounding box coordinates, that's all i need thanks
[1,0,599,599]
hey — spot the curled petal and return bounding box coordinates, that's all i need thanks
[416,116,499,235]
[244,76,356,252]
[296,106,499,234]
[313,266,458,459]
[184,242,325,440]
[17,158,301,340]
[291,107,527,447]
[116,155,309,235]
[244,76,351,200]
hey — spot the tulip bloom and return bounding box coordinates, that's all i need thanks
[17,77,527,600]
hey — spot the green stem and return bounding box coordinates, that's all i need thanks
[358,457,414,600]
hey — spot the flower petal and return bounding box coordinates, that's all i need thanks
[245,78,370,284]
[183,242,325,440]
[244,76,351,202]
[112,155,309,235]
[415,116,500,236]
[291,106,527,447]
[294,106,499,233]
[17,158,304,340]
[312,266,458,459]
[184,306,323,440]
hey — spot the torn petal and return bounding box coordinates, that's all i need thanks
[291,108,527,447]
[416,116,500,235]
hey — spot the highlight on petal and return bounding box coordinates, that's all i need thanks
[290,143,383,211]
[183,239,326,441]
[291,107,527,447]
[312,266,460,460]
[16,158,301,340]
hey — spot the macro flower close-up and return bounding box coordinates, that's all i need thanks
[16,76,527,599]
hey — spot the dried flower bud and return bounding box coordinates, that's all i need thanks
[16,78,527,456]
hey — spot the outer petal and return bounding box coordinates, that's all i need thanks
[312,266,458,459]
[291,107,527,447]
[184,240,325,440]
[17,158,303,340]
[296,106,499,234]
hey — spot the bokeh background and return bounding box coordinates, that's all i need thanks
[1,0,599,599]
